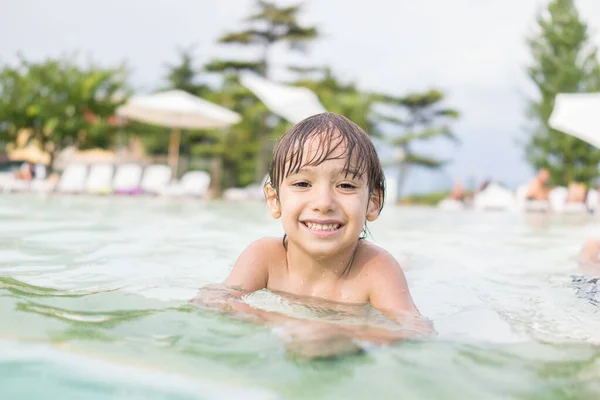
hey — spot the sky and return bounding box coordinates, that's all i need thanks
[2,0,600,193]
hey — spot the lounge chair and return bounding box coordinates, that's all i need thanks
[160,170,211,198]
[86,164,114,195]
[56,164,88,194]
[587,189,599,213]
[140,164,172,195]
[473,183,516,211]
[549,186,598,214]
[112,163,143,195]
[437,198,465,211]
[223,174,268,201]
[0,172,33,193]
[548,187,569,212]
[516,184,550,213]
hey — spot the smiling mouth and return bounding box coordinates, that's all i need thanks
[302,222,342,231]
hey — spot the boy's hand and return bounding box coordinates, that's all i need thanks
[276,320,363,360]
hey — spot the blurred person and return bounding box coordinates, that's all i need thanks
[578,239,600,275]
[192,112,432,358]
[574,239,600,306]
[450,180,465,202]
[566,181,587,204]
[14,161,35,181]
[526,168,551,201]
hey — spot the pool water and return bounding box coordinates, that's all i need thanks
[1,194,600,399]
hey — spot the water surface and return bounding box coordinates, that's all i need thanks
[1,194,600,399]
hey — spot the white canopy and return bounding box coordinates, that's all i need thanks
[116,90,241,176]
[240,72,327,124]
[549,93,600,148]
[117,90,241,129]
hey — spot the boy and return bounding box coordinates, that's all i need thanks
[194,113,427,354]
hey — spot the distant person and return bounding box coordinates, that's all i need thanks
[14,162,35,181]
[526,168,551,201]
[566,182,587,204]
[574,239,600,305]
[450,181,465,201]
[578,239,600,276]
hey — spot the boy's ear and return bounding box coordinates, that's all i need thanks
[264,183,281,219]
[366,190,382,222]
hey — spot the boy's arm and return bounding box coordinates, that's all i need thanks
[360,252,434,342]
[223,239,270,291]
[367,252,420,316]
[190,239,269,315]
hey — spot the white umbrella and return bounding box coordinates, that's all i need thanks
[240,72,327,124]
[549,93,600,148]
[117,90,241,176]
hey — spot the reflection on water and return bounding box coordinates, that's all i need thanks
[1,195,600,399]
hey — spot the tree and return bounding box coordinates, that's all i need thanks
[375,90,460,197]
[163,46,208,96]
[210,0,319,182]
[0,55,129,172]
[525,0,600,185]
[292,67,378,135]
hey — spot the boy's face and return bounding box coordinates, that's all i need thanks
[266,136,381,259]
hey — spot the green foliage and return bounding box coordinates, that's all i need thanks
[375,89,460,196]
[138,48,214,162]
[525,0,600,185]
[218,0,319,76]
[163,46,208,96]
[292,67,378,135]
[0,55,129,170]
[399,190,451,206]
[210,0,320,182]
[200,73,288,187]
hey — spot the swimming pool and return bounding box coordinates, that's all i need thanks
[1,194,599,399]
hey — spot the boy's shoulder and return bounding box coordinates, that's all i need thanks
[245,237,285,253]
[356,241,417,314]
[238,237,286,266]
[226,237,285,291]
[359,241,401,266]
[355,241,405,281]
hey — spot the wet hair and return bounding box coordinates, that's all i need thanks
[267,112,385,212]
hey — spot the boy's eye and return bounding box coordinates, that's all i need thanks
[339,183,357,189]
[293,181,310,188]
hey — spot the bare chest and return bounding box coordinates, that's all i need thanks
[266,267,369,304]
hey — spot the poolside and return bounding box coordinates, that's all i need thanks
[1,194,600,399]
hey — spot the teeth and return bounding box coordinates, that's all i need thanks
[305,222,340,231]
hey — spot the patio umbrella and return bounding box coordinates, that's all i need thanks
[8,145,50,165]
[549,93,600,148]
[116,90,241,176]
[239,72,327,124]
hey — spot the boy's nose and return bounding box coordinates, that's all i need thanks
[311,184,336,212]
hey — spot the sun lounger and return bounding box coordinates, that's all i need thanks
[56,164,88,194]
[516,184,551,213]
[86,164,114,195]
[140,164,172,195]
[473,183,516,211]
[160,170,211,198]
[586,189,599,213]
[548,187,568,212]
[0,173,15,193]
[437,198,465,211]
[112,163,143,195]
[548,186,596,214]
